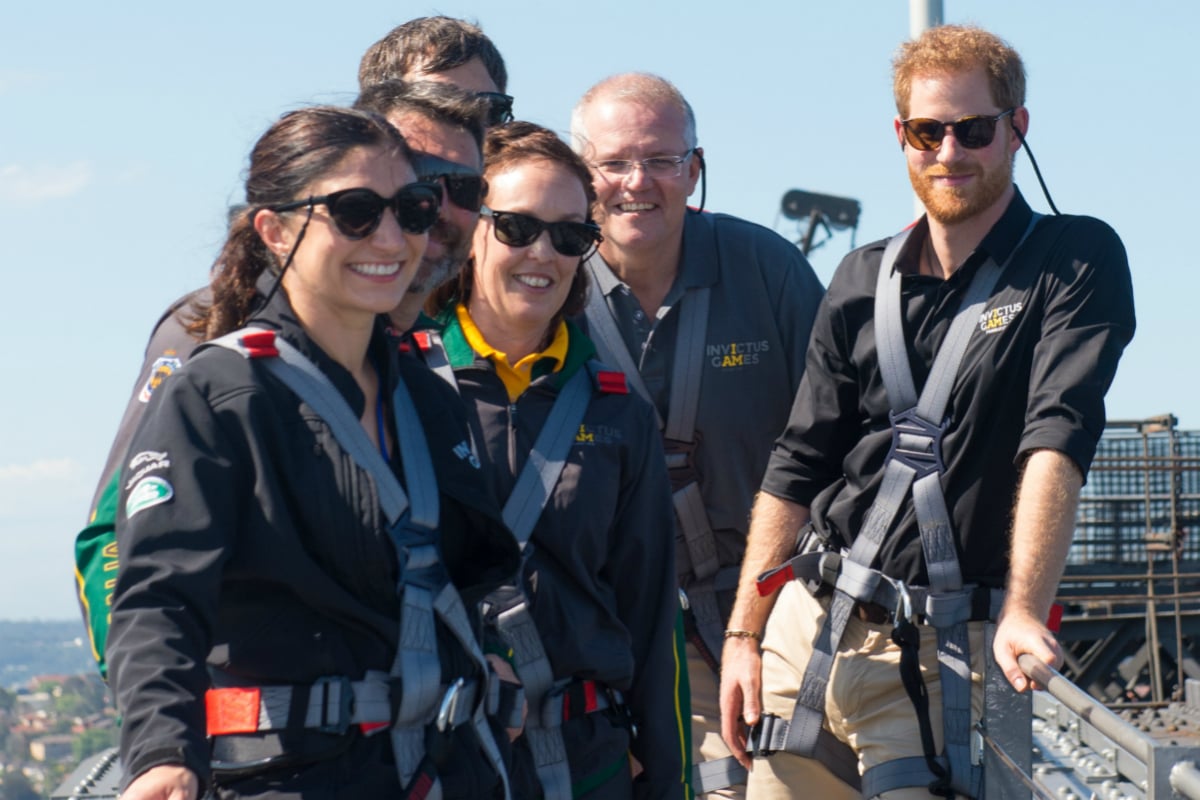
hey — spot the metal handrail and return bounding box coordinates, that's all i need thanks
[1017,653,1155,763]
[1173,761,1200,799]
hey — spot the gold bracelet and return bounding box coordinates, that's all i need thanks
[723,629,762,641]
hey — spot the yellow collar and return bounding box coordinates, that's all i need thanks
[456,303,568,401]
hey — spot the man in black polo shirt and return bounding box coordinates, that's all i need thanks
[719,24,1135,799]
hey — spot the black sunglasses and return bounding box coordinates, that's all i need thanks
[480,208,601,257]
[901,108,1015,151]
[269,182,441,239]
[477,92,514,126]
[414,153,487,213]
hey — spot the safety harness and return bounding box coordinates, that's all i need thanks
[584,253,746,796]
[749,217,1041,798]
[415,329,632,800]
[204,327,511,800]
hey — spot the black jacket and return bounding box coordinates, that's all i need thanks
[433,313,686,799]
[107,285,520,797]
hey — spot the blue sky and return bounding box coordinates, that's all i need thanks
[2,1,1196,621]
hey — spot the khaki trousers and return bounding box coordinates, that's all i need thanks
[746,582,985,800]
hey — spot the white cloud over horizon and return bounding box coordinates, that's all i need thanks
[0,162,93,203]
[0,458,81,483]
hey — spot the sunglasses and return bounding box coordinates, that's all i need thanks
[270,182,441,239]
[900,108,1015,151]
[415,153,487,213]
[477,92,514,126]
[480,208,601,257]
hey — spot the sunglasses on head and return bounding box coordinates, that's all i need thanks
[480,208,601,257]
[900,108,1015,151]
[476,92,514,126]
[269,182,441,239]
[414,153,487,213]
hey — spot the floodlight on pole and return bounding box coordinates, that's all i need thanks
[780,189,861,256]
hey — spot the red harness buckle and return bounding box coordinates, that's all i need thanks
[206,687,262,735]
[239,330,279,358]
[595,370,628,395]
[756,562,797,597]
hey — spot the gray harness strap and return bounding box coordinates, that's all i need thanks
[502,367,593,544]
[498,365,594,800]
[762,216,1039,798]
[209,329,510,800]
[426,339,599,800]
[583,262,725,649]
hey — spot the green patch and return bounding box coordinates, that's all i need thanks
[125,476,174,519]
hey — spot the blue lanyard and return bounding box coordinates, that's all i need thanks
[375,385,390,461]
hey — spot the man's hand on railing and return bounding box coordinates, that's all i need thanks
[993,609,1063,692]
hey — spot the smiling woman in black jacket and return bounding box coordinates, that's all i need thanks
[107,106,519,800]
[425,121,686,800]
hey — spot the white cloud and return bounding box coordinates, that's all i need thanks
[0,458,81,482]
[0,162,93,202]
[0,459,90,528]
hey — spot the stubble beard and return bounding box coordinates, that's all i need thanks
[407,223,470,295]
[910,156,1013,226]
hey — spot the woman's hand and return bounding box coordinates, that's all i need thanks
[120,765,199,800]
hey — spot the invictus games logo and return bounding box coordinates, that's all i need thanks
[574,424,622,446]
[979,302,1024,335]
[706,339,770,369]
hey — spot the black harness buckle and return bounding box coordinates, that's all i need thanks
[886,408,949,480]
[314,675,354,735]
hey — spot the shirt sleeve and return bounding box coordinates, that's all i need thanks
[90,305,199,512]
[610,399,687,799]
[1017,217,1137,474]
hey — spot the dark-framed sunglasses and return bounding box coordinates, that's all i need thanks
[269,182,441,239]
[477,92,514,126]
[414,153,487,213]
[900,108,1015,151]
[480,208,602,257]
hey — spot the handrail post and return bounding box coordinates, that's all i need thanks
[982,624,1032,798]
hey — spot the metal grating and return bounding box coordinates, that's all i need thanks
[1069,418,1200,568]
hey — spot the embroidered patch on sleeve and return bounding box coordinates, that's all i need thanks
[138,354,183,403]
[125,476,174,519]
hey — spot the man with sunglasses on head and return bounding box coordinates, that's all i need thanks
[75,24,506,679]
[570,73,825,799]
[359,16,515,128]
[719,25,1135,799]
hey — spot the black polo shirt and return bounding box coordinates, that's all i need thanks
[761,189,1136,586]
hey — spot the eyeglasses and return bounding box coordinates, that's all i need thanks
[269,182,441,239]
[414,153,487,213]
[590,149,695,179]
[480,208,602,257]
[900,109,1016,151]
[476,92,514,126]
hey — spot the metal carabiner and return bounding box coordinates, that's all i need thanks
[893,579,914,625]
[435,677,467,733]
